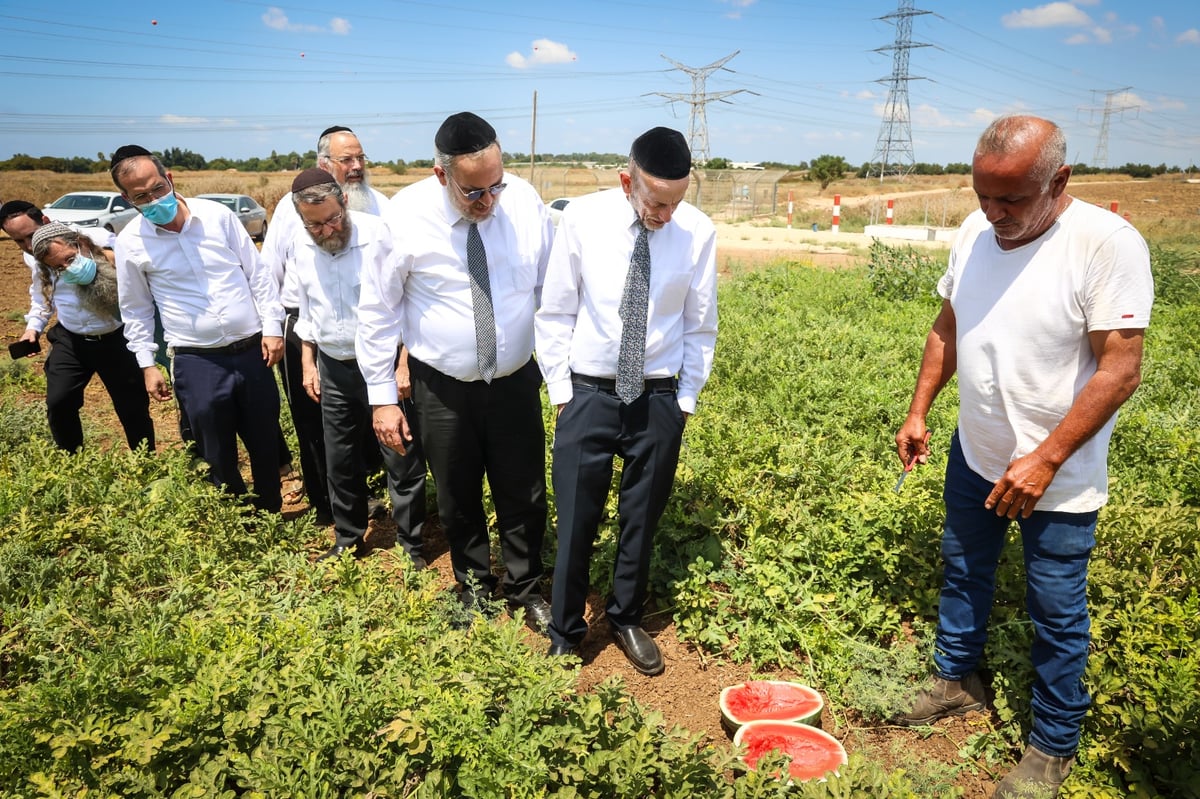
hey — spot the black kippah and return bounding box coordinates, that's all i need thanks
[0,200,38,219]
[630,127,691,180]
[435,112,497,156]
[110,144,153,171]
[319,125,354,139]
[291,168,338,193]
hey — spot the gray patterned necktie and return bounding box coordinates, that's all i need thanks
[616,222,650,404]
[466,222,497,382]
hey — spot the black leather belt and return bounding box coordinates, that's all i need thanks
[283,306,300,317]
[173,333,262,357]
[571,373,677,392]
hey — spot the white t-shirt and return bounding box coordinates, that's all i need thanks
[939,199,1153,512]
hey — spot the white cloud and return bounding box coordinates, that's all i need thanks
[506,38,577,69]
[720,0,757,19]
[1178,28,1200,44]
[1002,3,1092,29]
[262,7,349,35]
[161,114,207,125]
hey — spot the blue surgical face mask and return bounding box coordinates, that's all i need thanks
[137,188,179,225]
[61,254,98,285]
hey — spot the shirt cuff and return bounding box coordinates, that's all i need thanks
[136,351,158,369]
[546,378,574,406]
[261,320,284,338]
[676,391,698,415]
[366,382,400,407]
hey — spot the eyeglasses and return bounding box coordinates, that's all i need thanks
[302,212,345,232]
[447,172,507,203]
[325,154,369,166]
[129,180,173,206]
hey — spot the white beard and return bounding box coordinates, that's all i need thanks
[342,179,372,213]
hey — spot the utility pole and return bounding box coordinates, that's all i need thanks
[868,0,930,182]
[530,90,538,188]
[653,51,755,165]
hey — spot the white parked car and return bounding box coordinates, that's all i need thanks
[43,191,139,234]
[547,197,571,226]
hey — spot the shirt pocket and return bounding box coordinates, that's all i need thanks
[509,253,539,293]
[653,266,692,316]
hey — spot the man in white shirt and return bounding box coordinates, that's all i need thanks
[535,127,718,674]
[262,125,424,532]
[111,144,287,513]
[894,116,1152,798]
[357,112,554,632]
[285,168,427,566]
[11,218,154,454]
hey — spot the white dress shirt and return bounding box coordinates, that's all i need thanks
[262,186,390,308]
[535,187,718,414]
[115,197,284,368]
[23,225,118,334]
[290,211,392,361]
[356,172,553,406]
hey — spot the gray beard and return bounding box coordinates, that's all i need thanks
[76,260,121,318]
[342,179,372,213]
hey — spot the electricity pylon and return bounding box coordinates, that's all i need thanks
[653,51,754,164]
[868,0,930,182]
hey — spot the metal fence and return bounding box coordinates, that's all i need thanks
[507,165,791,220]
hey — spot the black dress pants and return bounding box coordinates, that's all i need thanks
[44,324,154,453]
[317,351,426,553]
[409,356,546,600]
[547,381,685,648]
[279,310,330,516]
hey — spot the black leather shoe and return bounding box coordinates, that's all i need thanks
[508,595,553,635]
[610,625,664,675]
[547,642,578,658]
[315,543,362,562]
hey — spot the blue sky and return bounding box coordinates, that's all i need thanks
[1,0,1198,168]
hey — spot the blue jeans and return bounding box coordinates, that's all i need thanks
[934,431,1097,758]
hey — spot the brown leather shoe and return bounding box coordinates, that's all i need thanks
[610,625,664,676]
[992,745,1074,798]
[894,672,986,726]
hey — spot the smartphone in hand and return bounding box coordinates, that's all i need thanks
[8,339,41,359]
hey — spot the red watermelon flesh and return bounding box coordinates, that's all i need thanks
[734,721,847,782]
[720,681,823,728]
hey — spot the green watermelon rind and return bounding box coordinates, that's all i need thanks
[719,680,824,731]
[732,720,848,783]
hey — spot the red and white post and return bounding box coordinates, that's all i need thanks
[1110,201,1119,214]
[886,198,895,225]
[832,194,841,234]
[787,190,794,229]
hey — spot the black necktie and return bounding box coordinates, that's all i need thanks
[616,222,650,404]
[466,222,497,382]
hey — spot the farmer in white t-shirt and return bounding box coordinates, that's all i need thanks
[893,115,1153,798]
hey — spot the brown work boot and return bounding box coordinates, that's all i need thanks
[894,672,986,726]
[992,745,1075,798]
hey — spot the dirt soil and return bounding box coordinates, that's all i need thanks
[10,173,1195,793]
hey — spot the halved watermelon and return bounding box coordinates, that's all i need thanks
[719,680,824,731]
[733,720,847,782]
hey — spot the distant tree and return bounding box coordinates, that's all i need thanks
[807,154,850,190]
[705,157,731,170]
[944,162,971,175]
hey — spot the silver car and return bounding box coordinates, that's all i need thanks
[196,193,269,242]
[43,191,138,234]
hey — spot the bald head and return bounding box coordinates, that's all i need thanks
[975,115,1067,189]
